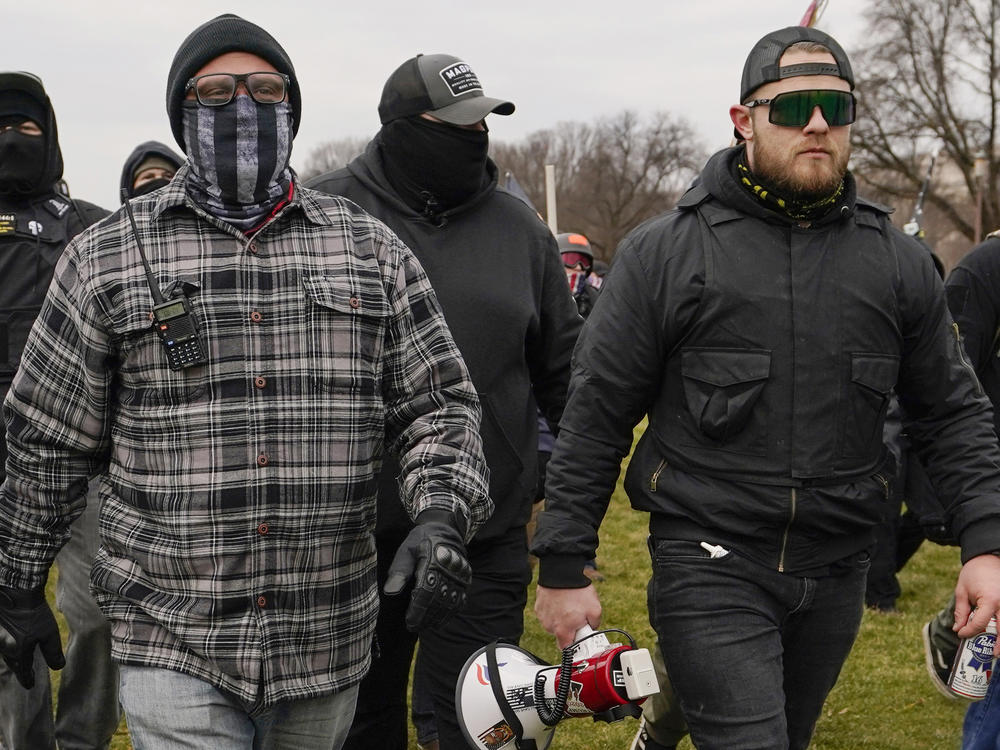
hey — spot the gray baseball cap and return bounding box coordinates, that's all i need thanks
[740,26,854,103]
[378,53,514,125]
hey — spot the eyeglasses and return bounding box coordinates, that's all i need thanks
[185,72,290,107]
[561,251,593,271]
[745,89,856,128]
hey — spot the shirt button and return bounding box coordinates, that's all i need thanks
[248,242,258,255]
[256,453,269,467]
[257,522,269,535]
[256,595,267,608]
[254,376,267,389]
[250,311,263,323]
[349,296,361,309]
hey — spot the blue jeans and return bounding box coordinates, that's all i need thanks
[963,675,1000,750]
[0,485,120,750]
[648,537,869,750]
[119,665,359,750]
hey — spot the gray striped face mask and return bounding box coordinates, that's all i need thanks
[181,97,293,231]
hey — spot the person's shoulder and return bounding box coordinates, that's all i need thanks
[299,184,408,252]
[955,234,1000,275]
[302,165,353,194]
[300,183,378,223]
[854,195,893,216]
[491,185,547,222]
[621,206,691,253]
[71,198,112,227]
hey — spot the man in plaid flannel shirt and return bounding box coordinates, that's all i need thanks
[0,15,490,748]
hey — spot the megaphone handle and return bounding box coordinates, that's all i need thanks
[574,624,596,641]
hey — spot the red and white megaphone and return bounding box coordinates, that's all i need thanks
[455,625,659,750]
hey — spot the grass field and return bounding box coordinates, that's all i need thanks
[49,435,972,750]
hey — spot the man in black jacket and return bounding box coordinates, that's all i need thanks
[0,71,115,750]
[532,26,1000,750]
[307,54,581,750]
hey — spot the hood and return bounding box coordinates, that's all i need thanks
[119,140,184,203]
[0,71,63,197]
[346,132,499,223]
[697,144,857,227]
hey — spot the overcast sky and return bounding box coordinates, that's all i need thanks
[7,0,869,210]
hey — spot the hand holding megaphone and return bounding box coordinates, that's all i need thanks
[533,582,603,648]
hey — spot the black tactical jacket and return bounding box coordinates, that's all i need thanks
[533,146,1000,583]
[0,190,107,473]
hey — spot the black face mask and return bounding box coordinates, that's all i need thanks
[379,116,489,215]
[130,177,172,198]
[0,131,46,196]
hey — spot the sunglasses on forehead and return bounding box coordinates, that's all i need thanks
[745,89,856,128]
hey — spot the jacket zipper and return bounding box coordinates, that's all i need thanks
[778,487,797,573]
[650,458,668,492]
[874,473,890,502]
[954,323,983,395]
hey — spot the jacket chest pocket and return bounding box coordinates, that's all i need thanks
[680,348,771,452]
[843,353,899,458]
[302,274,388,395]
[115,323,209,406]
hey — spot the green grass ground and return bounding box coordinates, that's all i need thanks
[48,438,971,749]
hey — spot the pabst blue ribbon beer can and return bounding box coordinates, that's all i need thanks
[948,614,997,700]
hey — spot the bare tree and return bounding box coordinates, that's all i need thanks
[492,110,705,259]
[297,136,369,182]
[850,0,1000,264]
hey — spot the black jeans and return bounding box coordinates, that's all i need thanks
[648,538,869,750]
[344,526,531,750]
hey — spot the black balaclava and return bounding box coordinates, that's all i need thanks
[379,116,489,217]
[132,176,171,198]
[0,73,63,198]
[0,122,45,195]
[182,97,293,231]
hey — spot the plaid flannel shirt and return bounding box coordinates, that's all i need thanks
[0,167,491,705]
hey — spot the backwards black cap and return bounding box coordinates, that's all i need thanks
[165,14,300,152]
[740,26,854,103]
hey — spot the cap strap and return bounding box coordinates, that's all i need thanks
[776,63,842,79]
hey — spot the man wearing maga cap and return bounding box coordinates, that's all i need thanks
[532,25,1000,750]
[308,53,580,750]
[0,16,491,748]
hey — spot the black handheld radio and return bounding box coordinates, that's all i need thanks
[121,191,208,370]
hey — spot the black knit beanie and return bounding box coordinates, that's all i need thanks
[165,14,300,152]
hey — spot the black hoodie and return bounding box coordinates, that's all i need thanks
[307,137,582,542]
[119,140,184,202]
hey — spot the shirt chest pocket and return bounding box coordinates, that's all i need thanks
[302,274,388,394]
[115,316,209,406]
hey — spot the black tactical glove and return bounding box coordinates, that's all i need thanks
[384,509,472,632]
[0,583,65,689]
